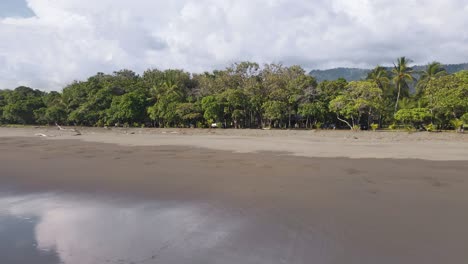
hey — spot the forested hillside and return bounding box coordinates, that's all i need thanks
[1,59,467,131]
[310,63,468,82]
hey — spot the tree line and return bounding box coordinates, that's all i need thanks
[1,58,467,131]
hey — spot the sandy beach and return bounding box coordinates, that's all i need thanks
[1,126,468,160]
[1,127,468,263]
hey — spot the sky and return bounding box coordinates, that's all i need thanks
[0,0,467,91]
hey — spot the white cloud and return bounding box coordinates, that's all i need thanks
[0,0,467,90]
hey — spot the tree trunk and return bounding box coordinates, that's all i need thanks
[336,114,353,129]
[368,110,371,129]
[394,82,401,114]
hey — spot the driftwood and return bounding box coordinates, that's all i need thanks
[34,133,56,138]
[55,123,82,136]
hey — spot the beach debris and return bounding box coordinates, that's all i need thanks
[56,123,82,136]
[34,133,57,137]
[123,130,136,135]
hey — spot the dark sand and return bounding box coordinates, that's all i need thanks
[1,136,468,264]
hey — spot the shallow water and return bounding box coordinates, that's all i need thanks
[0,192,237,264]
[0,191,336,264]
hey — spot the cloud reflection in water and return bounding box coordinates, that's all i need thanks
[0,192,240,264]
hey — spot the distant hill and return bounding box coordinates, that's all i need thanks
[309,63,468,82]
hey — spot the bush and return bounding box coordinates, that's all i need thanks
[389,123,397,130]
[461,113,468,124]
[196,121,205,128]
[394,108,431,128]
[450,119,464,132]
[352,125,360,131]
[370,123,379,131]
[424,123,435,132]
[314,122,322,129]
[95,120,104,127]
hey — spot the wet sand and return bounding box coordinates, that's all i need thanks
[1,135,468,263]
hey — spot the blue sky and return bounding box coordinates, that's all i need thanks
[0,0,35,17]
[0,0,467,90]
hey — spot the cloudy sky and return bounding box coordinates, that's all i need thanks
[0,0,467,90]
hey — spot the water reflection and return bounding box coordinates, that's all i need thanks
[0,214,60,264]
[0,191,339,264]
[0,192,242,264]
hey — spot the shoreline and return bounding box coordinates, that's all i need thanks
[1,127,467,161]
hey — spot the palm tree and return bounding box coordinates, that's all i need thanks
[367,66,391,95]
[398,97,417,110]
[416,62,447,96]
[392,57,414,114]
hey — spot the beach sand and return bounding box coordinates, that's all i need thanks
[1,127,468,263]
[1,126,468,160]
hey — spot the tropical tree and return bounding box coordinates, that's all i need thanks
[424,71,468,124]
[201,95,223,125]
[416,62,447,96]
[1,60,466,130]
[367,66,391,95]
[329,81,383,129]
[394,108,432,128]
[1,86,45,124]
[220,89,248,128]
[298,101,327,128]
[175,102,202,127]
[392,57,414,113]
[107,91,146,125]
[262,100,287,128]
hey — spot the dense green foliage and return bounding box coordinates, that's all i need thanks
[1,59,467,131]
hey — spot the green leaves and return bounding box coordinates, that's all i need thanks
[107,92,146,125]
[201,95,223,124]
[424,72,468,120]
[262,101,287,124]
[298,102,326,122]
[392,57,414,113]
[329,81,383,129]
[394,108,431,126]
[1,87,45,124]
[0,58,465,130]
